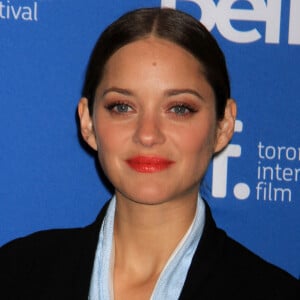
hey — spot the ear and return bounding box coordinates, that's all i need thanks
[77,97,98,151]
[214,98,237,154]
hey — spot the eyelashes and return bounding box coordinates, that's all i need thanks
[104,100,199,117]
[168,103,198,115]
[105,102,134,114]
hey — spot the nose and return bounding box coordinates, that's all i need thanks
[132,112,166,147]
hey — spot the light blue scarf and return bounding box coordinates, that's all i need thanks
[88,194,205,300]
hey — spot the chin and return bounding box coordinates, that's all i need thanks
[121,188,174,206]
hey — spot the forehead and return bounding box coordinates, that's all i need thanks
[101,37,208,86]
[108,36,202,66]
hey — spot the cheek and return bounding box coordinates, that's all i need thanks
[172,121,217,157]
[93,114,127,151]
[94,122,121,176]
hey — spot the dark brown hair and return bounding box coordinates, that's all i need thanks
[81,7,230,119]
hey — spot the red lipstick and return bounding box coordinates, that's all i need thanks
[126,156,174,173]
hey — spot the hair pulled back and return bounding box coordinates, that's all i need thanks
[82,7,230,120]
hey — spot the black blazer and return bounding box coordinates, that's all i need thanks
[0,200,299,300]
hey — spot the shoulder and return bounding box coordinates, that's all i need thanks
[184,201,300,299]
[185,230,300,299]
[0,227,92,279]
[0,202,109,299]
[222,234,298,280]
[220,234,299,297]
[0,200,110,265]
[1,226,85,260]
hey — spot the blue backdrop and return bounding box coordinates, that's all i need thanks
[0,0,299,279]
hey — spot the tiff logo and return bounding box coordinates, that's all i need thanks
[211,120,250,200]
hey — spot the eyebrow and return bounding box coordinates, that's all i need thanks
[102,87,132,97]
[164,89,204,101]
[101,87,204,100]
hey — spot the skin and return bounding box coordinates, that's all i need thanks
[78,37,236,300]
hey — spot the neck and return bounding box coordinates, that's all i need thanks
[113,192,198,274]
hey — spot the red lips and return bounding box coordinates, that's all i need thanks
[126,156,174,173]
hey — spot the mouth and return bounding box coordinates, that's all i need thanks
[125,156,175,173]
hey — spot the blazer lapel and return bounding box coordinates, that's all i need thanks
[70,201,110,299]
[179,201,226,299]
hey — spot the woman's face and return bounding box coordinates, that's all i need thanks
[79,37,235,205]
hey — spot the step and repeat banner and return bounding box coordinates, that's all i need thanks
[0,0,299,278]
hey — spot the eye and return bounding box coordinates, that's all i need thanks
[105,102,134,114]
[169,104,197,115]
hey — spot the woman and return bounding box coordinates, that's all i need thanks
[0,7,298,300]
